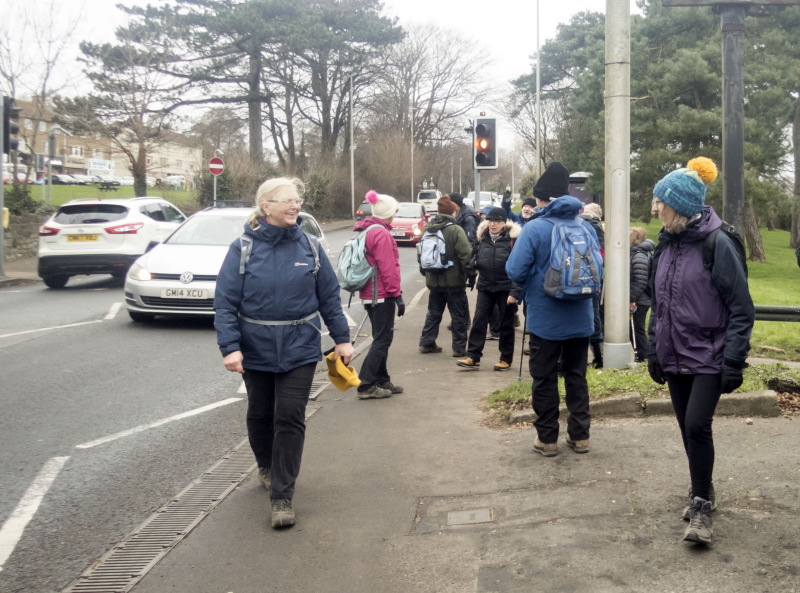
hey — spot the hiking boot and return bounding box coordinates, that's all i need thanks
[271,498,296,529]
[257,466,271,489]
[566,436,590,453]
[357,384,392,399]
[378,381,404,394]
[493,361,511,371]
[682,483,717,520]
[683,497,713,544]
[533,437,559,457]
[452,350,467,357]
[419,344,442,354]
[457,357,480,369]
[487,331,500,341]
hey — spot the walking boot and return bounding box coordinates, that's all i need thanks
[457,357,480,369]
[378,381,404,394]
[271,498,296,529]
[683,497,713,544]
[533,436,558,457]
[566,436,590,454]
[682,483,716,520]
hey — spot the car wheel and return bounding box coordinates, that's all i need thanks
[110,270,127,279]
[42,275,69,289]
[128,311,155,323]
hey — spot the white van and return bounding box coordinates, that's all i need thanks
[466,191,498,211]
[417,189,442,213]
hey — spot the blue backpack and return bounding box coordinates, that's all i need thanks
[542,217,603,300]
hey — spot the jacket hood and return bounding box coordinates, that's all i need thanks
[244,217,306,244]
[632,238,656,254]
[427,214,457,231]
[353,216,392,232]
[537,195,584,220]
[476,219,522,241]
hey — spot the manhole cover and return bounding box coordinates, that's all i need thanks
[447,508,495,526]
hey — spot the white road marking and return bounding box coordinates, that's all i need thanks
[408,287,428,311]
[343,310,357,327]
[0,320,103,339]
[104,302,122,320]
[238,380,247,394]
[75,398,244,449]
[0,456,70,572]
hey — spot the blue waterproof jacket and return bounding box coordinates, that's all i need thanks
[214,217,351,373]
[505,196,597,340]
[647,206,753,374]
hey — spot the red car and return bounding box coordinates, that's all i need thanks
[390,202,430,245]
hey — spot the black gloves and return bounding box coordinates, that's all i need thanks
[394,295,405,317]
[467,276,476,290]
[647,356,667,385]
[720,359,747,393]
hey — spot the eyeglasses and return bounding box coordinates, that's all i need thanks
[268,198,304,206]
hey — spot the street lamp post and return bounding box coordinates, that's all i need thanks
[459,158,462,194]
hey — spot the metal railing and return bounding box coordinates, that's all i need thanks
[754,305,800,323]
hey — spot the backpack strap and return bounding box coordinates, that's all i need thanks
[304,232,320,278]
[239,234,253,274]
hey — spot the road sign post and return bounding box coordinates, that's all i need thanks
[209,157,224,206]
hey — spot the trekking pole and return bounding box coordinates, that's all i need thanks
[517,308,527,381]
[630,308,636,359]
[351,311,369,348]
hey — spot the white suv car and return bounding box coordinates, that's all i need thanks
[38,197,186,288]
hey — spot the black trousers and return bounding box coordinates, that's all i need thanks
[590,295,603,344]
[528,334,591,443]
[358,300,396,391]
[420,289,469,352]
[666,373,722,501]
[630,305,649,362]
[467,290,516,363]
[243,362,316,500]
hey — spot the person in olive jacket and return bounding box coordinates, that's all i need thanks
[418,195,476,356]
[457,207,521,371]
[648,157,754,546]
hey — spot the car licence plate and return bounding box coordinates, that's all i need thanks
[391,230,406,237]
[161,288,208,299]
[67,234,99,242]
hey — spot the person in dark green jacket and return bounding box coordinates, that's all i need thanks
[418,195,476,356]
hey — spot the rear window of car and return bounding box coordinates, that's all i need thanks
[357,202,372,213]
[54,204,129,224]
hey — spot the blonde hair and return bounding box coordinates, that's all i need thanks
[658,201,689,234]
[630,226,647,247]
[248,177,306,229]
[583,203,602,218]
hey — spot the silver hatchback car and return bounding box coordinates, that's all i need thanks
[124,207,330,321]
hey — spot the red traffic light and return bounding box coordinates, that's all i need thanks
[473,117,497,170]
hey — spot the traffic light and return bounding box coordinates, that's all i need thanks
[473,117,497,170]
[3,96,21,155]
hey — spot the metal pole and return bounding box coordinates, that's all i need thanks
[410,108,415,201]
[213,174,217,207]
[48,132,55,206]
[512,161,515,196]
[459,158,462,194]
[0,108,5,277]
[603,0,631,369]
[720,6,747,233]
[451,158,454,193]
[350,74,355,219]
[535,0,541,177]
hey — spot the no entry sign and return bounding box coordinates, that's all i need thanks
[209,157,224,176]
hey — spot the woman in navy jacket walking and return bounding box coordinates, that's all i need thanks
[215,177,353,529]
[647,158,754,545]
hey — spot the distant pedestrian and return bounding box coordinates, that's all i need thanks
[352,190,405,400]
[648,157,754,545]
[447,193,479,247]
[506,162,599,458]
[580,203,605,367]
[214,177,353,529]
[502,196,537,227]
[418,195,476,357]
[457,207,521,371]
[629,226,654,363]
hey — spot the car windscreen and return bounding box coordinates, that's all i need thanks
[54,204,129,224]
[418,191,438,201]
[166,214,248,246]
[396,203,422,218]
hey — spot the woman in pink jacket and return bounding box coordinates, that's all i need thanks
[352,190,404,399]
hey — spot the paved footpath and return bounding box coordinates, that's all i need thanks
[126,290,800,593]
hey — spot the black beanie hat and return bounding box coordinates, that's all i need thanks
[522,198,537,209]
[533,161,570,200]
[486,207,508,222]
[449,193,464,207]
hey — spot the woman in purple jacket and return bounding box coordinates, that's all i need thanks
[647,157,754,546]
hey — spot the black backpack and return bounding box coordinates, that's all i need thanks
[701,222,748,277]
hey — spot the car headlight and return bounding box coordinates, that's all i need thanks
[128,262,152,281]
[412,223,420,235]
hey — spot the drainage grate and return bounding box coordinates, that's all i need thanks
[61,440,256,593]
[309,379,329,401]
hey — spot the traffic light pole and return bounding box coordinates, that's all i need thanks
[1,106,5,277]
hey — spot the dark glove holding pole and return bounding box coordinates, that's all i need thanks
[394,294,405,317]
[647,356,667,385]
[467,275,476,291]
[720,359,747,393]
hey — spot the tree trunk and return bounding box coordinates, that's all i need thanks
[132,144,148,197]
[792,97,800,249]
[743,199,765,263]
[248,51,264,165]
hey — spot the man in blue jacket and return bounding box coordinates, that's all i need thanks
[506,162,598,458]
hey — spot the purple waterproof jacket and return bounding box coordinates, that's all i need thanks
[648,206,754,375]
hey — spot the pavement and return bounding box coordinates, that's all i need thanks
[9,219,800,592]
